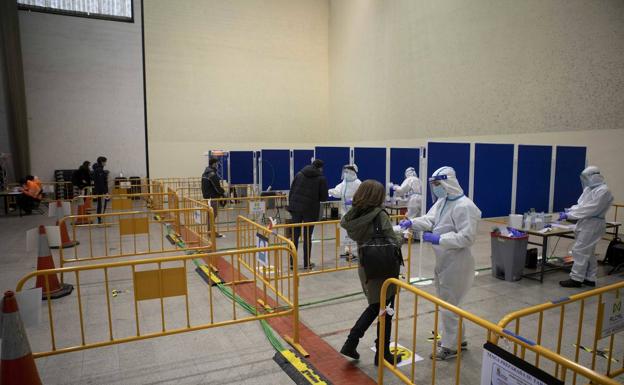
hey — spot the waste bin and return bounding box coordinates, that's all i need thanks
[490,232,528,281]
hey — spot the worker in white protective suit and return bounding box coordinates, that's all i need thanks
[558,166,613,288]
[329,164,361,257]
[390,166,422,218]
[399,166,481,361]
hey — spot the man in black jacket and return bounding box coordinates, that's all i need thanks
[287,159,328,269]
[92,156,109,223]
[202,158,226,237]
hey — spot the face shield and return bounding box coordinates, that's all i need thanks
[428,174,448,201]
[342,165,358,182]
[405,167,417,179]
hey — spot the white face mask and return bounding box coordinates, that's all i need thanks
[432,184,447,199]
[343,171,356,182]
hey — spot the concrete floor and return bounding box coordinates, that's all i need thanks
[0,208,622,384]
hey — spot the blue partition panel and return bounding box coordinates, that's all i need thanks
[293,149,314,176]
[515,145,552,213]
[426,142,470,208]
[261,149,290,191]
[229,151,254,184]
[553,146,586,212]
[474,143,514,218]
[390,148,420,186]
[354,147,386,184]
[314,146,350,187]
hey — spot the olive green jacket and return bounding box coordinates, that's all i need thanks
[341,207,400,304]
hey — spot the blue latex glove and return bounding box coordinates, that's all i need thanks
[558,212,568,221]
[423,232,440,245]
[399,219,412,229]
[344,199,353,205]
[506,227,525,238]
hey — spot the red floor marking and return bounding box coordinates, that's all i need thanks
[182,226,376,384]
[210,257,377,385]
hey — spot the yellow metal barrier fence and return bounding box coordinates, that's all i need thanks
[70,191,176,218]
[237,215,413,279]
[58,207,215,268]
[377,278,620,385]
[198,194,289,234]
[234,215,304,354]
[15,246,298,358]
[497,281,624,383]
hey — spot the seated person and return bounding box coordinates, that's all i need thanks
[25,175,43,200]
[18,177,42,214]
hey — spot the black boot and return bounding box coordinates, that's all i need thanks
[342,303,379,360]
[340,337,360,360]
[374,314,402,366]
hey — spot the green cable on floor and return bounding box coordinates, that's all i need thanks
[161,222,286,352]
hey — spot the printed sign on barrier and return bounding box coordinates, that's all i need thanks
[599,293,624,338]
[256,233,269,267]
[194,209,202,225]
[481,342,563,385]
[249,200,266,216]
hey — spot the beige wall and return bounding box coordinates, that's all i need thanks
[19,1,145,180]
[328,0,624,205]
[145,0,329,177]
[329,0,624,141]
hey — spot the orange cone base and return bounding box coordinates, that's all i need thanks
[50,240,80,249]
[73,218,92,225]
[0,353,42,385]
[41,283,73,300]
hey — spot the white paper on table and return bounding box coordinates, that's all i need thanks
[15,288,42,328]
[551,223,575,230]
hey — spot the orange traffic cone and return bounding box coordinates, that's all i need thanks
[74,197,92,225]
[50,200,79,249]
[35,225,73,300]
[0,291,43,385]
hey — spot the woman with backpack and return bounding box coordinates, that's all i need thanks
[339,179,402,366]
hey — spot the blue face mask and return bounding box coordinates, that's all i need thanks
[432,185,447,199]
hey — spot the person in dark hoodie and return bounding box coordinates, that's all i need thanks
[287,159,328,269]
[72,161,92,195]
[339,179,402,366]
[92,156,109,223]
[202,157,226,237]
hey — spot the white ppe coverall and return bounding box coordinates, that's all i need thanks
[407,166,481,350]
[567,166,613,283]
[329,169,361,255]
[393,169,423,218]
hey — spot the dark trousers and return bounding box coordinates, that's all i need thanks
[17,194,38,214]
[96,197,107,223]
[347,296,396,349]
[290,212,316,267]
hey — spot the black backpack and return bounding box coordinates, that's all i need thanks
[603,237,624,275]
[358,211,404,280]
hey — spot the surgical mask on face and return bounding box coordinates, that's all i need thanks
[344,171,356,182]
[432,184,447,199]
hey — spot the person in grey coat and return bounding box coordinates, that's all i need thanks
[339,179,402,366]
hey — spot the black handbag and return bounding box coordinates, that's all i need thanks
[359,211,404,280]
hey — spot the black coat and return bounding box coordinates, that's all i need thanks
[287,165,328,219]
[92,163,109,194]
[201,167,225,199]
[72,166,92,189]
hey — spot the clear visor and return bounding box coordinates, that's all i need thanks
[428,174,448,183]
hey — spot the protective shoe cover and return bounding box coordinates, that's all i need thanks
[566,166,613,283]
[406,166,481,350]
